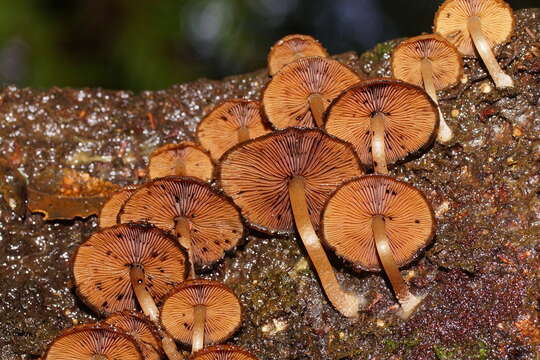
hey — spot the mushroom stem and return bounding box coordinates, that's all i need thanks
[370,113,388,174]
[288,176,362,318]
[175,217,196,279]
[308,93,325,128]
[467,16,514,89]
[174,159,187,177]
[191,304,207,353]
[372,215,423,319]
[237,126,250,143]
[91,355,107,360]
[161,334,184,360]
[420,58,454,143]
[129,264,160,323]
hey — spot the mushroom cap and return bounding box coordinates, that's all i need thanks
[99,185,138,228]
[433,0,514,57]
[191,345,259,360]
[262,56,361,129]
[196,100,272,160]
[391,34,463,90]
[43,324,143,360]
[321,175,436,272]
[120,176,244,267]
[72,223,187,315]
[160,279,242,346]
[148,142,214,181]
[104,311,162,360]
[218,127,363,234]
[325,78,438,168]
[267,34,329,76]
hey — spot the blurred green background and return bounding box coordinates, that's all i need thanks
[0,0,535,91]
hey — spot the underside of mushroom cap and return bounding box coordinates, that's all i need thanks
[148,142,214,181]
[190,345,259,360]
[268,34,329,76]
[99,185,138,228]
[218,127,364,234]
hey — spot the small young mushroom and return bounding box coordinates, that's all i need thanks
[433,0,514,89]
[99,185,138,228]
[267,34,329,76]
[190,345,259,360]
[120,176,244,279]
[262,56,361,128]
[43,324,143,360]
[321,175,436,319]
[160,279,242,353]
[104,311,162,360]
[148,142,214,181]
[392,34,463,143]
[218,127,365,318]
[325,78,438,174]
[196,100,272,160]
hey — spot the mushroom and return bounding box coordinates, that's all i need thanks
[120,176,244,279]
[99,185,138,228]
[325,78,438,174]
[43,324,143,360]
[218,127,365,317]
[148,142,214,181]
[392,34,463,143]
[321,175,436,319]
[433,0,514,89]
[104,311,162,360]
[267,34,328,76]
[160,279,242,353]
[262,56,361,129]
[191,345,259,360]
[197,99,272,160]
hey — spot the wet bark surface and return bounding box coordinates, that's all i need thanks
[0,8,539,360]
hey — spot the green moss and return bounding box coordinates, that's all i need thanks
[434,345,455,360]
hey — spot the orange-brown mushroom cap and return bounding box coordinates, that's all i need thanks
[196,100,272,160]
[72,223,187,315]
[433,0,514,57]
[267,34,329,76]
[160,279,242,346]
[120,176,244,267]
[262,56,361,129]
[321,175,436,271]
[391,34,463,90]
[191,345,259,360]
[99,185,138,228]
[104,311,162,360]
[148,142,214,181]
[218,127,363,234]
[325,78,438,167]
[43,324,143,360]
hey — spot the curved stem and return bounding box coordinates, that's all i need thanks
[371,113,388,174]
[191,305,206,353]
[130,265,160,323]
[91,355,107,360]
[420,58,453,143]
[161,334,185,360]
[467,16,514,89]
[308,93,325,128]
[175,217,196,279]
[174,159,186,177]
[237,126,250,143]
[288,176,362,318]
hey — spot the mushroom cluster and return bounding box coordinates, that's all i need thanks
[41,0,517,357]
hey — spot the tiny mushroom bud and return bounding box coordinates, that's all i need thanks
[148,142,214,181]
[434,0,515,88]
[99,185,138,228]
[191,345,259,360]
[267,34,329,76]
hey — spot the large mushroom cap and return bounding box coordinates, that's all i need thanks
[72,223,187,315]
[321,175,436,271]
[160,279,242,346]
[104,311,162,360]
[148,142,214,181]
[191,345,259,360]
[325,78,438,168]
[99,185,138,228]
[197,100,272,160]
[43,324,143,360]
[218,127,363,234]
[267,34,329,76]
[433,0,514,57]
[120,176,244,267]
[262,56,361,129]
[391,34,463,90]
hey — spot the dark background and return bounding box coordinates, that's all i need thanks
[0,0,535,91]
